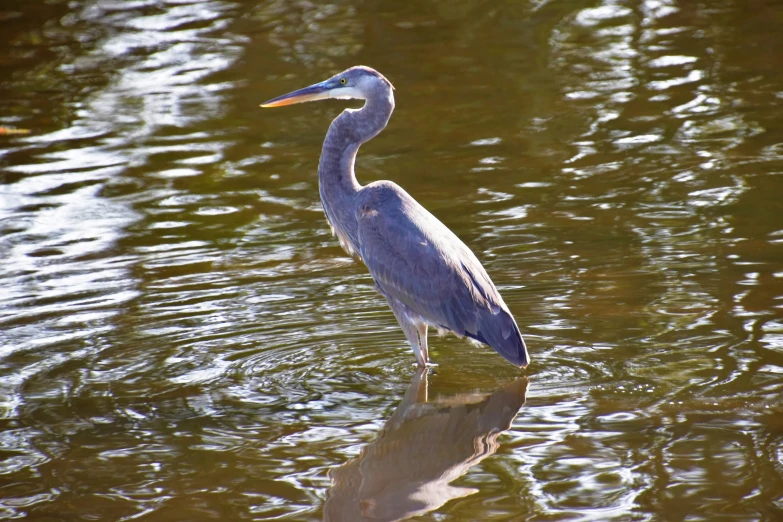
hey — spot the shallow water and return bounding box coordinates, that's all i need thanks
[1,0,782,520]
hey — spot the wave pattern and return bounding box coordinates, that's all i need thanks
[0,0,782,520]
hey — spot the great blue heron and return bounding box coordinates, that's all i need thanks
[261,66,529,368]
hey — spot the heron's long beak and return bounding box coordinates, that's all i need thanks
[261,81,332,108]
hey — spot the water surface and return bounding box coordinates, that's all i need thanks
[1,0,783,520]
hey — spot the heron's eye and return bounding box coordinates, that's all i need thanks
[340,78,347,85]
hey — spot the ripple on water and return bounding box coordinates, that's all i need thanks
[1,0,783,519]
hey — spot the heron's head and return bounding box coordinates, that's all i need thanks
[261,66,394,108]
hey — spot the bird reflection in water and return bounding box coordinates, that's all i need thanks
[323,369,528,521]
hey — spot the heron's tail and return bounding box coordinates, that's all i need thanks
[467,307,529,368]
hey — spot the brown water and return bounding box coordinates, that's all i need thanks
[1,0,782,520]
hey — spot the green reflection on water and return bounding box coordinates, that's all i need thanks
[1,0,782,520]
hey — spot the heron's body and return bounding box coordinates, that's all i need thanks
[262,66,529,368]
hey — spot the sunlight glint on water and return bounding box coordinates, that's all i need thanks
[1,0,782,520]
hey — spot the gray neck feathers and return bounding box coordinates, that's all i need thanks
[318,86,395,253]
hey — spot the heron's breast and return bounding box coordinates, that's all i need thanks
[326,217,359,258]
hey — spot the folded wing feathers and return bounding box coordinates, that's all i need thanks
[356,185,527,365]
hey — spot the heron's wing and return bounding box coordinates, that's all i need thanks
[356,183,527,366]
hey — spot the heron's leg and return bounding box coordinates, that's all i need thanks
[417,323,429,364]
[385,296,428,366]
[400,317,428,367]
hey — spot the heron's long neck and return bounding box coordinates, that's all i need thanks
[318,92,394,253]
